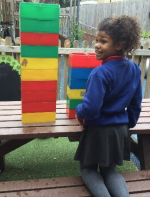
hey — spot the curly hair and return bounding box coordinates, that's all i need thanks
[98,15,141,55]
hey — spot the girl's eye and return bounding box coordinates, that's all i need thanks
[101,40,106,44]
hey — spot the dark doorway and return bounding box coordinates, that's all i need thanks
[0,63,21,101]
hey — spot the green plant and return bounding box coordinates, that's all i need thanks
[70,21,85,48]
[141,30,150,38]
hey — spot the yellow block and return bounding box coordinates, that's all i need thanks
[20,57,58,70]
[21,70,58,81]
[67,86,86,99]
[22,112,56,123]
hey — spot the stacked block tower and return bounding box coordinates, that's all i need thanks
[67,53,102,118]
[20,2,60,123]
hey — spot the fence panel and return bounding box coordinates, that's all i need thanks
[0,42,150,99]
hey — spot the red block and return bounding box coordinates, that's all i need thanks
[21,81,57,92]
[69,53,102,68]
[66,105,75,119]
[22,91,57,103]
[20,32,59,46]
[22,101,56,113]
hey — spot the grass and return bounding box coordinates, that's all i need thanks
[0,137,138,182]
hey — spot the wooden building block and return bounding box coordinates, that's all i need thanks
[66,105,76,119]
[21,57,58,70]
[69,53,101,68]
[20,3,60,20]
[68,78,87,89]
[21,70,58,81]
[21,81,57,92]
[21,32,59,46]
[22,91,57,103]
[21,45,58,58]
[20,18,59,34]
[22,101,56,113]
[67,96,82,109]
[22,112,56,123]
[67,86,86,99]
[68,66,93,79]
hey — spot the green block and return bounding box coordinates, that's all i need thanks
[20,18,59,33]
[20,2,60,20]
[67,96,83,109]
[21,45,58,58]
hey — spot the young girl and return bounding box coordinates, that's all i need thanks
[74,15,142,197]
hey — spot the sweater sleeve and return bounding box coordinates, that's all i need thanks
[127,78,142,128]
[76,72,107,120]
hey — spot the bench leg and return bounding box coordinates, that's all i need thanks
[130,136,139,160]
[0,156,5,172]
[0,139,33,172]
[138,134,150,170]
[0,140,5,172]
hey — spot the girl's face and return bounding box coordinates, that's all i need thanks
[95,31,122,60]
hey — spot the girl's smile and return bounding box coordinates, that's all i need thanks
[95,31,122,60]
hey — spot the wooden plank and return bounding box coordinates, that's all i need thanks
[0,125,82,140]
[0,105,150,111]
[0,176,84,193]
[0,114,150,128]
[142,99,150,102]
[131,192,150,197]
[140,112,150,117]
[141,107,150,112]
[142,103,150,106]
[0,123,150,140]
[1,115,150,124]
[0,111,150,119]
[130,124,150,134]
[0,119,78,128]
[0,114,68,122]
[0,186,91,197]
[0,100,66,106]
[0,109,67,115]
[127,179,150,193]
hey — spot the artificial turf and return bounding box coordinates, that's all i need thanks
[0,137,138,182]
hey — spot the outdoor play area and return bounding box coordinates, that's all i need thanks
[0,0,150,196]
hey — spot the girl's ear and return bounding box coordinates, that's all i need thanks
[116,42,124,51]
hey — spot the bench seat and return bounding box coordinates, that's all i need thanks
[0,170,150,197]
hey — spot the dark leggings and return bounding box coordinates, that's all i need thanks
[80,162,130,197]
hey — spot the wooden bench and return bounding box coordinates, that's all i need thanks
[0,99,150,172]
[0,170,150,197]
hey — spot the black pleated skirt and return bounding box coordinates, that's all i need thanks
[74,124,130,167]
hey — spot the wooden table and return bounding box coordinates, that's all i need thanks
[0,99,150,171]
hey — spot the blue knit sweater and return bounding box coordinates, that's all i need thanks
[76,57,142,128]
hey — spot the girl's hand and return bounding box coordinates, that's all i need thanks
[75,114,85,126]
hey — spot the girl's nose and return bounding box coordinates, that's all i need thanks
[95,42,100,49]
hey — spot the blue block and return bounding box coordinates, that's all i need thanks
[68,66,93,79]
[68,78,87,89]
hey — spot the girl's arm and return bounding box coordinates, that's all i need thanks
[76,72,107,120]
[127,78,142,128]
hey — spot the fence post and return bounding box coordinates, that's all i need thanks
[83,40,89,48]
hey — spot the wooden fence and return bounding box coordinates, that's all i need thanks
[67,0,150,35]
[0,40,150,99]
